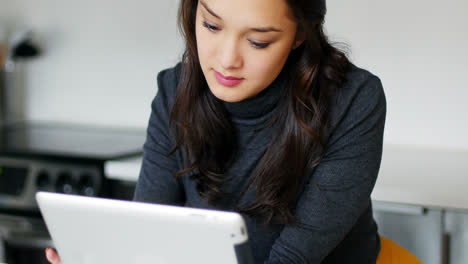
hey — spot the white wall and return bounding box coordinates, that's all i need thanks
[326,0,468,149]
[1,0,468,149]
[2,0,183,129]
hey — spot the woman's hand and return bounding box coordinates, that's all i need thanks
[45,248,62,264]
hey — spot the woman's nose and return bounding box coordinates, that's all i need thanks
[219,38,243,70]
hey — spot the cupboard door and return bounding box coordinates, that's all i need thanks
[445,211,468,264]
[373,201,444,264]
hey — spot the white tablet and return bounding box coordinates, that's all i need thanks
[36,192,254,264]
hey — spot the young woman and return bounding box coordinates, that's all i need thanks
[46,0,386,263]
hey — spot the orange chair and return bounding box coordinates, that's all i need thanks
[376,236,423,264]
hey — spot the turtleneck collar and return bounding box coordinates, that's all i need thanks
[222,70,289,123]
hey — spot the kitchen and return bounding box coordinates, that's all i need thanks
[1,0,468,263]
[0,1,180,262]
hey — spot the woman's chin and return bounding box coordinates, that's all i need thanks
[208,86,248,103]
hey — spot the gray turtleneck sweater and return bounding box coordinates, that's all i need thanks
[134,62,386,264]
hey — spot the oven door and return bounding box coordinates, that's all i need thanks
[0,213,52,264]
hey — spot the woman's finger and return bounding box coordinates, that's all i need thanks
[45,248,62,264]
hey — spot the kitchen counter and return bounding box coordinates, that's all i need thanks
[104,156,143,182]
[373,144,468,211]
[104,144,468,211]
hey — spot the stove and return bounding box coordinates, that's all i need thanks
[0,122,145,211]
[0,122,145,263]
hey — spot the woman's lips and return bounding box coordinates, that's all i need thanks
[214,71,244,87]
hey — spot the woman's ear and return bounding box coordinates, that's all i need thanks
[292,30,305,50]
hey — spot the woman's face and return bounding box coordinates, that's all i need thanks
[195,0,303,103]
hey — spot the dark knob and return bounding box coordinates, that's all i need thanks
[55,171,75,194]
[78,173,95,196]
[36,170,50,190]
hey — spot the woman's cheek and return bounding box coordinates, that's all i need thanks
[197,33,216,67]
[248,52,279,79]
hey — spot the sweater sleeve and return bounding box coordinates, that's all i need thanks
[133,65,186,205]
[265,73,386,263]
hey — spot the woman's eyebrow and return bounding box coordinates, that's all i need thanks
[250,26,282,33]
[200,0,282,33]
[200,1,221,20]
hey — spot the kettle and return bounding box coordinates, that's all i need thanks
[0,28,41,126]
[0,25,6,125]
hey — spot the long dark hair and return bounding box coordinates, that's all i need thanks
[171,0,350,224]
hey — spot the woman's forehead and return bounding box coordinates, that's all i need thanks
[198,0,296,28]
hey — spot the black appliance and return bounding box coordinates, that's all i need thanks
[0,122,145,264]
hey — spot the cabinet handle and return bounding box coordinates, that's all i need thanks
[373,201,427,215]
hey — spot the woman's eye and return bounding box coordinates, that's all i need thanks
[203,21,219,32]
[249,40,270,49]
[202,21,270,49]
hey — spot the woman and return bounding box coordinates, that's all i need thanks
[46,0,386,263]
